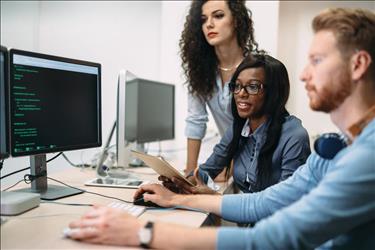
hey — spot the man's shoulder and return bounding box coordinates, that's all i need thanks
[325,140,375,182]
[339,118,375,169]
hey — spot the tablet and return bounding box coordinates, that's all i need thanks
[131,150,195,187]
[85,177,148,189]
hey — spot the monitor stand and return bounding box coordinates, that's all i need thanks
[128,143,145,167]
[16,154,83,200]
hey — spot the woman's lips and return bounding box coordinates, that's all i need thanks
[237,102,250,110]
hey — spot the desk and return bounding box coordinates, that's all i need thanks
[1,166,223,249]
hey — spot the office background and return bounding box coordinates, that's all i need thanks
[1,1,374,185]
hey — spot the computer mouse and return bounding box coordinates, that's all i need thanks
[133,192,161,208]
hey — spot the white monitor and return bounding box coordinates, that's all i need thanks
[116,70,175,167]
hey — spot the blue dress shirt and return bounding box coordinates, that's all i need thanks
[198,115,311,192]
[217,118,375,249]
[185,73,233,139]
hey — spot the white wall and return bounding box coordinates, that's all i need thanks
[277,1,375,139]
[247,1,280,57]
[0,1,40,51]
[159,1,190,148]
[1,1,164,185]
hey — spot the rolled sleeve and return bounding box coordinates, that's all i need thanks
[198,127,233,181]
[185,93,208,139]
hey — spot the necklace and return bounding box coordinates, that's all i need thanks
[218,60,242,72]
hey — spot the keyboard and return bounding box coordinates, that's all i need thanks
[107,201,145,217]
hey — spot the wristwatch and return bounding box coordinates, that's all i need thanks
[138,221,154,249]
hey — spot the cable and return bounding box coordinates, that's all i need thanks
[2,177,208,214]
[47,177,134,203]
[47,152,63,163]
[0,166,30,180]
[2,176,133,204]
[2,179,24,191]
[0,152,63,180]
[41,201,93,207]
[61,152,91,168]
[24,170,46,184]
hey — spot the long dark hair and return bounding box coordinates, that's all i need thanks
[179,0,260,100]
[226,54,290,191]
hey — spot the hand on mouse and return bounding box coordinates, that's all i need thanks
[134,183,180,207]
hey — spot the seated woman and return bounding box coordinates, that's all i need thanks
[165,54,311,194]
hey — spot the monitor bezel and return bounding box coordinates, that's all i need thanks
[9,48,102,157]
[0,45,10,159]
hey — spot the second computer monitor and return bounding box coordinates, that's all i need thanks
[116,70,175,167]
[125,77,175,143]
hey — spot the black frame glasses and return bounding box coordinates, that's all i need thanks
[228,81,265,95]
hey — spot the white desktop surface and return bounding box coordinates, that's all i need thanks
[1,165,212,249]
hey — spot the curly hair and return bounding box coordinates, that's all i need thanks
[225,54,290,191]
[179,0,260,100]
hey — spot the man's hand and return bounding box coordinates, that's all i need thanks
[134,183,181,207]
[68,206,144,246]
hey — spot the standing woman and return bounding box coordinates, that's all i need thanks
[180,0,260,174]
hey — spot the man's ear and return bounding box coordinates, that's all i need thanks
[351,50,372,81]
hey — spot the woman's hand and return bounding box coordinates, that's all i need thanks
[171,177,219,195]
[134,183,181,207]
[158,168,219,195]
[68,206,144,246]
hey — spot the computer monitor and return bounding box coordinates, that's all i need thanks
[116,70,175,167]
[0,46,9,160]
[9,49,102,200]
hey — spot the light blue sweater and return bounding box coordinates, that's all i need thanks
[218,119,375,249]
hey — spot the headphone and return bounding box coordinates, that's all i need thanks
[314,133,347,159]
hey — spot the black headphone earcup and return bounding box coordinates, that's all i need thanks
[314,133,347,159]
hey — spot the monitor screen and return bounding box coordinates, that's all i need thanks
[0,46,9,159]
[9,49,102,157]
[125,78,175,143]
[7,49,101,200]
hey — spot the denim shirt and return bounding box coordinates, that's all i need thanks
[217,118,375,250]
[185,73,233,139]
[198,115,311,193]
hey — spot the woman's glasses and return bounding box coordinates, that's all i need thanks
[228,81,265,95]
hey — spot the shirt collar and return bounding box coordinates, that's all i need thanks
[346,104,375,143]
[241,118,269,138]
